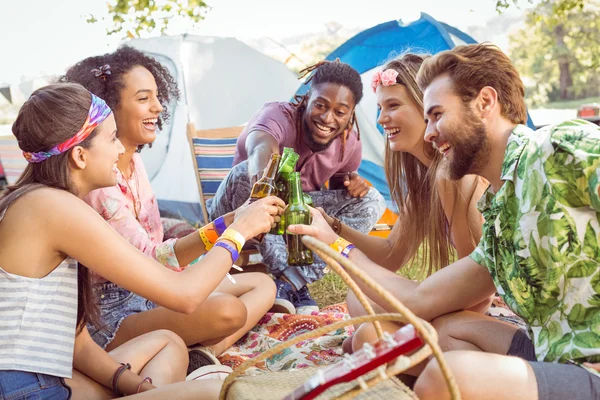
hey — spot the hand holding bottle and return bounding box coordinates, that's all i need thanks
[287,206,339,245]
[230,196,285,240]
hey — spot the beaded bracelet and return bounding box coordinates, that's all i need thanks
[111,362,131,395]
[213,216,227,236]
[136,377,153,394]
[215,240,240,263]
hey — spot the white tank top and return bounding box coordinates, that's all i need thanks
[0,209,78,378]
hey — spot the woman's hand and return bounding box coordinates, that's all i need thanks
[230,196,285,240]
[287,206,339,245]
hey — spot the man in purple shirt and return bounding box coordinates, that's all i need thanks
[209,60,386,314]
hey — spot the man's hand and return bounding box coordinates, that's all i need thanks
[584,362,600,372]
[343,172,369,198]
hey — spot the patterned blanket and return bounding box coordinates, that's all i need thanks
[217,298,528,374]
[217,304,353,373]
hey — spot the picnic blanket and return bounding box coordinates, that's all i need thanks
[217,303,353,373]
[217,297,528,374]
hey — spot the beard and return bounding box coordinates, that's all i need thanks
[302,119,337,152]
[442,105,490,180]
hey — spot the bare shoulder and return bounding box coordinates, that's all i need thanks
[436,175,488,204]
[10,187,104,227]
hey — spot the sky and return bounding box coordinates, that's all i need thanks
[0,0,526,85]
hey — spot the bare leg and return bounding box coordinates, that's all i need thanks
[351,309,520,376]
[430,310,519,355]
[123,380,223,399]
[107,291,246,351]
[67,330,189,400]
[415,351,538,400]
[107,274,275,356]
[207,272,276,354]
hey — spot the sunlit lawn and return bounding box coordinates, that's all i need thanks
[308,246,437,309]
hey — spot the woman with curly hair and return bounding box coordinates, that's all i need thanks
[62,47,278,376]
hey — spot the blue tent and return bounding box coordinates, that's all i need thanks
[298,13,534,208]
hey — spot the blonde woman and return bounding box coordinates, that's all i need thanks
[316,54,492,353]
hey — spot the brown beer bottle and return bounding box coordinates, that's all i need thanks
[284,172,314,266]
[250,153,280,200]
[249,153,280,242]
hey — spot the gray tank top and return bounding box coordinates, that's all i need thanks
[0,208,78,378]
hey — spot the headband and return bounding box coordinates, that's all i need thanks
[371,69,399,93]
[23,93,112,163]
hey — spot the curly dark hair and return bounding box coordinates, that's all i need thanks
[60,46,180,150]
[293,60,363,161]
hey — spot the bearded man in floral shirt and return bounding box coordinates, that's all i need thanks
[289,43,600,400]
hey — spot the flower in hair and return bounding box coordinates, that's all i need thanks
[371,69,399,92]
[370,73,381,93]
[91,64,112,81]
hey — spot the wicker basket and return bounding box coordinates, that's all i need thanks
[219,235,460,400]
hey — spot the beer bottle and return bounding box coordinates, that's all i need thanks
[270,152,299,234]
[273,147,294,195]
[284,172,314,266]
[250,153,280,200]
[278,147,294,169]
[249,153,280,243]
[303,193,313,207]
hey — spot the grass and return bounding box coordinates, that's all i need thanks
[307,247,432,309]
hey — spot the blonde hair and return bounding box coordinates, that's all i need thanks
[381,53,453,275]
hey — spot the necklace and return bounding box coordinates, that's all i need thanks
[119,160,141,221]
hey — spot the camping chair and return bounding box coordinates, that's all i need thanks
[0,135,27,185]
[186,123,264,270]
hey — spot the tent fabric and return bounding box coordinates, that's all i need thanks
[0,86,11,104]
[129,35,300,223]
[296,13,534,209]
[132,16,536,222]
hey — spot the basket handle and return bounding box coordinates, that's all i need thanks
[301,235,460,400]
[219,313,432,400]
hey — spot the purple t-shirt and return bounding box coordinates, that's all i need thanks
[233,102,362,192]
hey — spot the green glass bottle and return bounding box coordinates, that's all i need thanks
[270,152,300,234]
[278,147,293,168]
[302,193,313,207]
[284,172,314,266]
[273,147,294,196]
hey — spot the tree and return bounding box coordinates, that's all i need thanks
[297,22,350,69]
[89,0,211,37]
[495,0,585,13]
[506,0,600,104]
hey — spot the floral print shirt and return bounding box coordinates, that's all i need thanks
[470,120,600,366]
[85,153,181,279]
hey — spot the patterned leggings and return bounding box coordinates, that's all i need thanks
[207,161,386,289]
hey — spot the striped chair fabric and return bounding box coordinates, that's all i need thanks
[0,135,27,184]
[192,137,237,200]
[186,123,244,225]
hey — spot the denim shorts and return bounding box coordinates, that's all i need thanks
[0,371,71,400]
[89,281,157,349]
